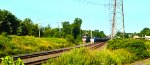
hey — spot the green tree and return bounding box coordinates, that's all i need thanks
[43,24,52,37]
[81,30,91,37]
[93,30,100,37]
[31,24,39,37]
[72,18,82,39]
[140,27,150,36]
[82,30,106,38]
[52,28,60,38]
[66,34,75,44]
[124,33,130,38]
[20,18,34,36]
[0,9,20,35]
[99,31,106,38]
[116,31,122,38]
[92,30,106,38]
[61,21,71,37]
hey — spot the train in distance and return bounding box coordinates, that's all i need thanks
[82,36,110,43]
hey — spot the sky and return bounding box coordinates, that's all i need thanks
[0,0,150,35]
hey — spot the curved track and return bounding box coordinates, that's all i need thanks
[0,42,106,65]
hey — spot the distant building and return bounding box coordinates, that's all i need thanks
[133,36,140,39]
[145,35,150,40]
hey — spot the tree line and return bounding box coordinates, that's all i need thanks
[116,27,150,38]
[0,9,106,42]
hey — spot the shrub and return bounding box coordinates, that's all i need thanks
[107,39,150,59]
[1,32,8,37]
[66,35,75,44]
[1,56,24,65]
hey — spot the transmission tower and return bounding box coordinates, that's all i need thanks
[109,0,125,39]
[73,0,125,39]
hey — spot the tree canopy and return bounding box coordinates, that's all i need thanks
[140,27,150,36]
[0,9,20,35]
[0,9,107,43]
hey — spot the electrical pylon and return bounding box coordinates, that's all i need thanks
[73,0,125,39]
[109,0,125,39]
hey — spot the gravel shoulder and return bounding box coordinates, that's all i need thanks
[130,58,150,65]
[95,42,107,50]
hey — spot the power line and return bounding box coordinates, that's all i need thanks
[73,0,108,6]
[37,19,41,38]
[57,22,61,38]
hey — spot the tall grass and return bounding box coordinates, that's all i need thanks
[43,39,150,65]
[0,35,74,57]
[43,47,138,65]
[1,56,24,65]
[2,38,150,65]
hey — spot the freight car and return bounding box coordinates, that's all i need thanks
[82,36,109,43]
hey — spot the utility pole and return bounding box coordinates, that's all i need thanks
[90,3,93,44]
[122,0,125,38]
[38,23,41,37]
[37,17,41,37]
[91,30,93,44]
[57,22,61,38]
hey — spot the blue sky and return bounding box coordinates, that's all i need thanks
[0,0,150,35]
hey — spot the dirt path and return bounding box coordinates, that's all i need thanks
[130,58,150,65]
[95,43,107,50]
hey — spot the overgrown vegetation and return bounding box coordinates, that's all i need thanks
[0,35,75,57]
[42,39,150,65]
[1,56,24,65]
[43,47,106,65]
[42,47,135,65]
[1,39,150,65]
[107,39,150,59]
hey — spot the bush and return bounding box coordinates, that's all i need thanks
[66,35,75,44]
[1,56,24,65]
[1,32,8,36]
[107,39,150,59]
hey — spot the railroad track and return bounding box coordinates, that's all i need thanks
[0,42,106,65]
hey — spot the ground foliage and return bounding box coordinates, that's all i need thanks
[1,39,150,65]
[107,39,150,59]
[43,39,150,65]
[1,56,24,65]
[0,35,74,57]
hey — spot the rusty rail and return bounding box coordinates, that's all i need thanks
[0,42,106,65]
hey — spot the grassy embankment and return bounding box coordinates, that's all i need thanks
[43,39,150,65]
[0,35,75,57]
